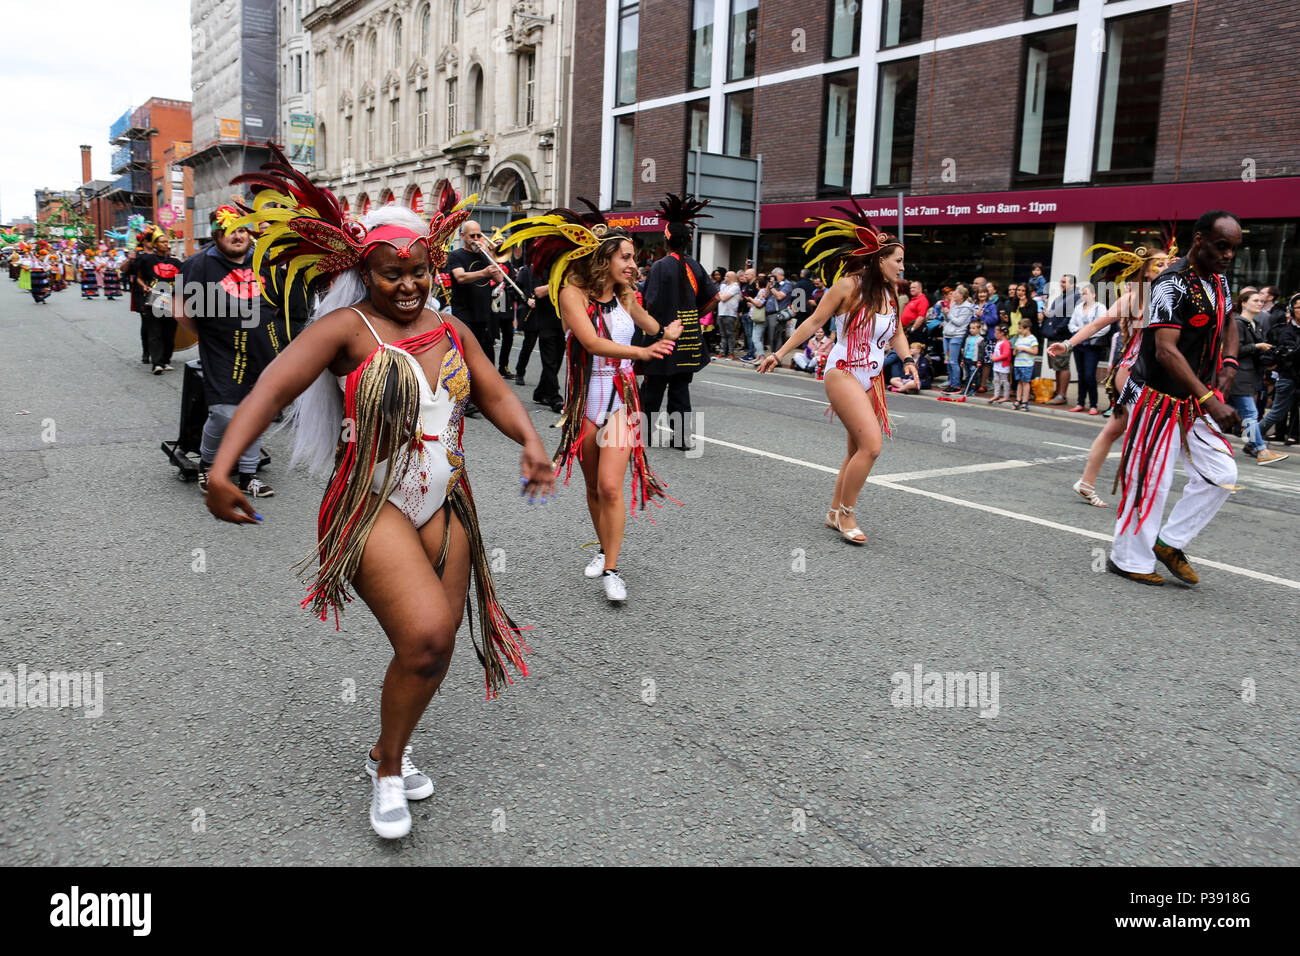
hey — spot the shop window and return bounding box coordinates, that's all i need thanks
[1094,8,1169,183]
[1015,27,1074,186]
[614,115,635,206]
[617,0,638,106]
[821,71,857,194]
[880,0,922,50]
[689,0,713,89]
[875,57,918,190]
[828,0,861,58]
[728,0,757,82]
[724,89,753,157]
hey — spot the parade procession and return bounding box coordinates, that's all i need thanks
[0,0,1296,915]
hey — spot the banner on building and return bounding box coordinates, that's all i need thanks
[289,114,315,165]
[241,0,278,138]
[219,118,242,140]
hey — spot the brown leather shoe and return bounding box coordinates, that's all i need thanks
[1153,542,1198,584]
[1106,557,1165,586]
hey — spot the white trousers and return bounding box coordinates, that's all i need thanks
[1110,414,1237,574]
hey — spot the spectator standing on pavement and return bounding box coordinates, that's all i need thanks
[1068,282,1107,413]
[744,270,768,360]
[901,279,929,336]
[1008,282,1040,339]
[792,267,817,342]
[1256,286,1285,337]
[1258,293,1300,448]
[765,267,795,357]
[715,269,741,358]
[989,324,1013,403]
[1230,290,1289,465]
[639,193,718,451]
[1041,273,1079,404]
[1012,319,1039,410]
[941,284,974,391]
[446,220,505,413]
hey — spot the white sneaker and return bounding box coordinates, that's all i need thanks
[370,775,411,839]
[602,569,627,603]
[583,550,606,578]
[365,745,434,800]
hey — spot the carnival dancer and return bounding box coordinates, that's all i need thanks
[28,245,52,304]
[80,249,99,298]
[134,228,184,374]
[1047,230,1176,506]
[1107,210,1243,586]
[204,146,551,839]
[498,202,682,603]
[756,198,919,545]
[101,249,123,300]
[637,194,718,451]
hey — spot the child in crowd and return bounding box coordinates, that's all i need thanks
[962,320,984,391]
[989,324,1012,403]
[794,326,835,375]
[1012,318,1039,410]
[889,341,931,392]
[1027,262,1047,303]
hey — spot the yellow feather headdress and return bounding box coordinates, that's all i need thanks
[496,199,630,306]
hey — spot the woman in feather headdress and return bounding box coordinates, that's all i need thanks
[1047,229,1176,507]
[756,198,918,545]
[202,145,553,840]
[497,201,682,603]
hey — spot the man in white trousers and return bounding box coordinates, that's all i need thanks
[1108,210,1243,586]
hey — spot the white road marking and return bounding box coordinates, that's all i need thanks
[673,431,1300,591]
[878,457,1087,482]
[697,378,829,406]
[1043,441,1096,452]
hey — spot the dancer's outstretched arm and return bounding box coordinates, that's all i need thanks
[758,278,849,372]
[1047,291,1131,356]
[558,285,675,362]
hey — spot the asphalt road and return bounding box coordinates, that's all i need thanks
[2,280,1296,865]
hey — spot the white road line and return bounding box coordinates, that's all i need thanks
[697,378,830,406]
[676,431,1300,591]
[878,457,1087,482]
[1043,441,1095,452]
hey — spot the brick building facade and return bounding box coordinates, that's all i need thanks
[570,0,1300,294]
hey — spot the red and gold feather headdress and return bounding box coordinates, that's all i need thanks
[229,142,476,300]
[803,195,902,284]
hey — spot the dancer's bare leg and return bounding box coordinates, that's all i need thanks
[354,500,469,779]
[578,409,633,570]
[824,370,884,512]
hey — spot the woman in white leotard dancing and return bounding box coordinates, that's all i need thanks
[500,204,681,603]
[757,200,917,544]
[204,150,554,840]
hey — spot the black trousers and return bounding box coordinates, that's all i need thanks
[143,310,176,367]
[464,319,492,360]
[638,372,694,448]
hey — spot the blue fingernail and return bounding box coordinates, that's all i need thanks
[254,513,263,521]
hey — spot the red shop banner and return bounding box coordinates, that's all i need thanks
[762,177,1300,230]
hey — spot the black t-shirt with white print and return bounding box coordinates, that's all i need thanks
[1131,257,1230,399]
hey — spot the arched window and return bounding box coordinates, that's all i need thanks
[358,193,371,216]
[317,120,326,169]
[365,32,377,80]
[408,186,424,214]
[469,64,483,130]
[378,188,394,206]
[345,42,355,89]
[418,5,430,57]
[449,0,460,44]
[340,196,350,216]
[391,19,402,67]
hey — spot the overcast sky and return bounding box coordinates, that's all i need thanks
[0,1,192,221]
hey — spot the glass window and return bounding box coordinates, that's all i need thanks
[617,0,638,106]
[450,0,460,44]
[687,100,709,151]
[1026,0,1077,16]
[417,89,429,147]
[366,33,377,79]
[390,97,400,154]
[821,71,856,193]
[1094,8,1169,182]
[689,0,713,89]
[724,89,753,157]
[446,78,458,136]
[365,107,375,160]
[728,0,757,81]
[518,52,536,126]
[419,6,430,57]
[345,44,355,89]
[345,116,353,160]
[614,115,635,206]
[470,66,483,129]
[392,19,402,67]
[880,0,923,49]
[1015,27,1074,185]
[874,57,918,189]
[828,0,861,58]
